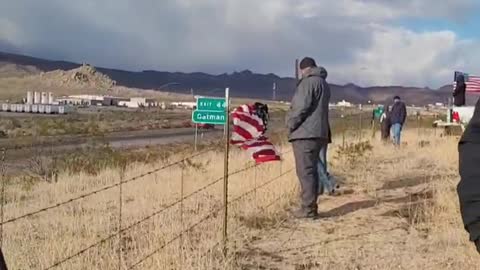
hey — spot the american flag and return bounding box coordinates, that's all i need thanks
[453,71,480,92]
[230,104,281,163]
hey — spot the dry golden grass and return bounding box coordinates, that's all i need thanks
[1,128,478,269]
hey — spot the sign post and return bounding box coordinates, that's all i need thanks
[194,124,198,151]
[222,88,230,256]
[191,90,230,255]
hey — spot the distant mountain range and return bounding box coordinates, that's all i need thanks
[0,51,466,105]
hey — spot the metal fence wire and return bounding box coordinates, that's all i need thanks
[0,146,297,270]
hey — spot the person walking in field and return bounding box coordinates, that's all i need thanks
[287,57,331,219]
[380,104,391,142]
[318,128,337,195]
[389,96,407,146]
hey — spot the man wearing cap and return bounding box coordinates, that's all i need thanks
[389,96,407,146]
[287,57,331,219]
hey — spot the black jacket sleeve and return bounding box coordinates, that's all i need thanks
[458,142,480,244]
[400,104,407,125]
[458,99,480,249]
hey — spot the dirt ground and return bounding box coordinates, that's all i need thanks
[1,128,478,270]
[232,130,478,270]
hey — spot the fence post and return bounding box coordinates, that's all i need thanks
[179,165,185,267]
[359,110,363,142]
[0,148,6,249]
[222,88,231,257]
[416,112,421,140]
[341,115,346,148]
[254,165,258,227]
[118,165,126,270]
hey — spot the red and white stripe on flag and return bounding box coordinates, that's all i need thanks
[230,104,280,163]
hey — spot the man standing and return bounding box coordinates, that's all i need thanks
[318,126,336,195]
[287,57,330,219]
[453,73,466,107]
[457,98,480,254]
[389,96,407,146]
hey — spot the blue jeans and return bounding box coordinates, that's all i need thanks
[391,123,402,145]
[317,144,336,194]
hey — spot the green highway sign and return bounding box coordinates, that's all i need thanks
[196,97,226,112]
[192,110,226,125]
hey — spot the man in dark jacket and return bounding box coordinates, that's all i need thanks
[389,96,407,145]
[457,98,480,253]
[287,57,331,219]
[453,74,466,107]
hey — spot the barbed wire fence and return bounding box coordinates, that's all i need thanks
[0,105,438,269]
[0,143,299,269]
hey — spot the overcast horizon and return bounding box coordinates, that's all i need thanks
[1,0,480,88]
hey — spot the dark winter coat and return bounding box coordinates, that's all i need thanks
[454,74,466,107]
[389,101,407,125]
[286,67,331,142]
[457,98,480,252]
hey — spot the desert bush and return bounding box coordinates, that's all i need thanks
[334,141,373,166]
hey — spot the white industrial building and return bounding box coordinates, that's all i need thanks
[170,102,197,109]
[1,91,72,114]
[336,100,353,107]
[57,95,158,108]
[118,97,157,108]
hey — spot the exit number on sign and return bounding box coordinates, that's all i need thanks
[196,97,226,112]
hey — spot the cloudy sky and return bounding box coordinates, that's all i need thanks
[1,0,480,88]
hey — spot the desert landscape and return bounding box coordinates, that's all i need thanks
[1,1,480,268]
[0,124,477,269]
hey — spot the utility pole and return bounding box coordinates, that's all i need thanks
[295,59,299,83]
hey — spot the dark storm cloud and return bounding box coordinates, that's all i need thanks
[0,0,479,87]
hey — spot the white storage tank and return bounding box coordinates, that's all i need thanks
[38,105,46,113]
[27,91,33,104]
[45,105,58,114]
[31,104,39,113]
[41,92,48,104]
[34,92,41,104]
[16,104,24,112]
[48,92,54,104]
[23,104,32,113]
[58,105,73,114]
[1,104,8,112]
[9,104,16,112]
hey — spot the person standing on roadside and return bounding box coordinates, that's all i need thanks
[457,98,480,254]
[389,96,407,146]
[453,73,466,107]
[318,128,337,195]
[287,57,331,219]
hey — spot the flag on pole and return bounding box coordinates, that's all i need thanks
[230,104,280,163]
[454,71,480,92]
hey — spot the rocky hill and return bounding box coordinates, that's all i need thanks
[0,51,467,105]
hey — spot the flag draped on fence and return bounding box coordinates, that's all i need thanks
[230,104,280,163]
[454,71,480,92]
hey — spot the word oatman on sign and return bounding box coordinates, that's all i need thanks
[192,97,227,125]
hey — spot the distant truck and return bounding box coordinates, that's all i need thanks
[196,123,215,130]
[433,106,475,132]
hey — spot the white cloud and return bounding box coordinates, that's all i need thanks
[0,0,479,87]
